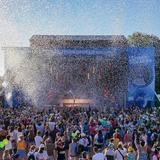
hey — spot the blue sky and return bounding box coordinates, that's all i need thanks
[0,0,160,75]
[0,0,160,46]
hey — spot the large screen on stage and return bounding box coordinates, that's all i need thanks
[127,47,155,107]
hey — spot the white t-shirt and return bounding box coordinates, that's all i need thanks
[17,131,23,139]
[105,149,115,156]
[5,140,12,150]
[34,136,43,147]
[115,149,126,160]
[14,130,18,139]
[92,153,105,160]
[48,122,55,131]
[36,124,44,133]
[78,138,89,147]
[9,131,16,140]
[36,151,49,160]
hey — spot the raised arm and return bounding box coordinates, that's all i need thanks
[134,134,139,149]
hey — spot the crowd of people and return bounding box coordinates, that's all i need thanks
[0,105,159,160]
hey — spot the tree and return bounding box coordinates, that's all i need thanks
[128,32,160,48]
[128,32,160,94]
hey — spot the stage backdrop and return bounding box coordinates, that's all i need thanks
[127,47,155,107]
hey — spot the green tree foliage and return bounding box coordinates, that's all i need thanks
[128,32,160,48]
[128,32,160,94]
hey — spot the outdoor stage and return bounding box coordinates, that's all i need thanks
[2,35,155,108]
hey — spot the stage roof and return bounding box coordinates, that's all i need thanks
[30,35,127,48]
[30,35,126,41]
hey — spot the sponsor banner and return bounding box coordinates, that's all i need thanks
[127,47,155,107]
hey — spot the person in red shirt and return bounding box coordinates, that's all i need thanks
[114,129,121,141]
[124,130,132,144]
[89,117,97,142]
